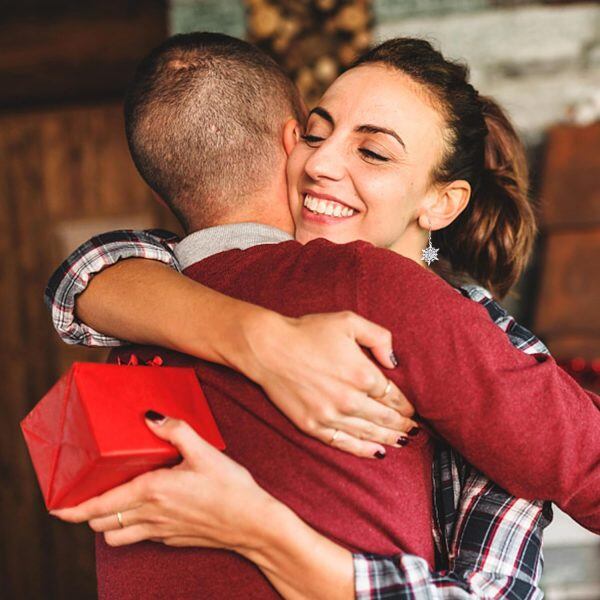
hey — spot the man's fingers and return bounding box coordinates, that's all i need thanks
[346,313,396,370]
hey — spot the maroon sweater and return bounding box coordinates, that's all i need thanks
[98,239,600,600]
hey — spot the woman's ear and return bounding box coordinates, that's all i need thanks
[283,118,302,157]
[419,180,471,231]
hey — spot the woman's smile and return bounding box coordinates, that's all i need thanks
[302,190,359,221]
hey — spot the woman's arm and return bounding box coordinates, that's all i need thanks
[52,415,547,600]
[45,230,418,458]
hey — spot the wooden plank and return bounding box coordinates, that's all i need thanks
[0,100,179,598]
[533,228,600,358]
[539,122,600,229]
[0,1,167,108]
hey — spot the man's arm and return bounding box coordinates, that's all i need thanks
[358,245,600,533]
[45,228,181,346]
[354,470,548,599]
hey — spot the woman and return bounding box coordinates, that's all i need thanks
[52,38,555,597]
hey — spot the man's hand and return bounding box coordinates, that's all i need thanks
[237,310,418,459]
[51,414,276,552]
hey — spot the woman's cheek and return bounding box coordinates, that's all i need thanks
[286,150,305,214]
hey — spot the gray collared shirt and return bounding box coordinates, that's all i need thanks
[175,223,293,270]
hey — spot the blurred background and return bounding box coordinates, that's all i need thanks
[0,1,598,598]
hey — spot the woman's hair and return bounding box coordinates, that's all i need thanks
[354,38,536,298]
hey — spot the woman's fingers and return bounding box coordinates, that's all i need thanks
[345,312,397,369]
[89,505,148,533]
[50,476,149,523]
[331,415,415,446]
[339,393,419,434]
[371,378,415,418]
[104,523,156,547]
[326,429,395,459]
[144,414,222,469]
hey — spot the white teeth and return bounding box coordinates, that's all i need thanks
[302,194,355,218]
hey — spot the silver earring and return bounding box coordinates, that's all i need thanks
[421,218,440,266]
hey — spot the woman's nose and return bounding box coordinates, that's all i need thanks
[303,139,345,182]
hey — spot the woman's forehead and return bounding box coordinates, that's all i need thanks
[318,65,441,126]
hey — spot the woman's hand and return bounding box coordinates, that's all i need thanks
[52,414,355,600]
[76,260,417,459]
[234,310,418,459]
[51,413,276,552]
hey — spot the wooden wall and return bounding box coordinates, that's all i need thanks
[534,123,600,363]
[0,2,172,597]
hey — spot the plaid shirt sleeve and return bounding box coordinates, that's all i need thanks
[44,229,181,346]
[353,285,553,599]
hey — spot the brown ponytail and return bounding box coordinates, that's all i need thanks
[355,39,537,298]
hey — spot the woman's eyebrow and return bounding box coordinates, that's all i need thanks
[356,124,406,152]
[307,106,334,125]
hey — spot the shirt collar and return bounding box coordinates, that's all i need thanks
[174,222,294,270]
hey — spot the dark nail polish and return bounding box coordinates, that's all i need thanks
[390,352,399,367]
[145,410,166,422]
[397,437,409,446]
[408,427,420,437]
[374,451,386,459]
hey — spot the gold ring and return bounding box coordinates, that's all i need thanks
[116,511,124,529]
[330,429,342,445]
[383,379,392,396]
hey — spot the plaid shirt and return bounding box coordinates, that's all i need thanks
[45,229,552,599]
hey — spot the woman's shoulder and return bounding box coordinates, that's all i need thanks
[455,283,550,356]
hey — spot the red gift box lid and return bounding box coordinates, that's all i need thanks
[21,362,226,509]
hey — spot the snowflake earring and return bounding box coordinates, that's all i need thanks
[421,217,440,266]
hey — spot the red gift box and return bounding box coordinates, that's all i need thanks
[21,362,226,510]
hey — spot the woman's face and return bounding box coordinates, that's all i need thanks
[287,64,446,261]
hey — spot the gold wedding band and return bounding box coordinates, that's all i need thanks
[383,379,392,396]
[330,429,342,445]
[116,511,124,529]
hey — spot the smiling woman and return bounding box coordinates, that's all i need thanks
[288,38,534,298]
[42,33,600,600]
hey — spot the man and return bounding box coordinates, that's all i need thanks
[49,33,599,599]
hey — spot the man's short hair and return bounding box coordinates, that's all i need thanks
[124,32,304,231]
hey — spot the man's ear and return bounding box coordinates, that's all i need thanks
[283,118,302,157]
[419,180,471,231]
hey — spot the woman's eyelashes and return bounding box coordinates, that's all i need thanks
[302,134,390,163]
[359,147,390,162]
[300,134,325,146]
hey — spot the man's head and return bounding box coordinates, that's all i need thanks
[125,32,305,232]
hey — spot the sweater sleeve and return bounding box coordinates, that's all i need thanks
[356,244,600,534]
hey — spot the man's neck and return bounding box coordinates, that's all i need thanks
[185,184,294,237]
[175,222,294,270]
